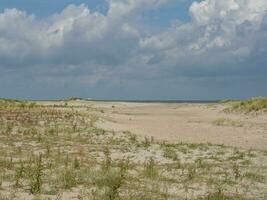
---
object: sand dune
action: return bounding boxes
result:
[95,102,267,150]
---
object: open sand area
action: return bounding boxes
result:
[94,102,267,150]
[1,99,266,199]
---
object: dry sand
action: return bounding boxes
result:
[93,102,267,150]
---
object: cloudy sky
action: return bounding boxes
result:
[0,0,267,100]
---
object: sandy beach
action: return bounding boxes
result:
[1,99,267,199]
[94,102,267,150]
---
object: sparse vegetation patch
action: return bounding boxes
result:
[0,100,266,199]
[213,118,243,127]
[222,97,267,113]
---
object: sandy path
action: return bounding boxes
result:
[95,102,267,150]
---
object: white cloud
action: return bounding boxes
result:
[0,0,267,89]
[107,0,167,18]
[139,0,267,70]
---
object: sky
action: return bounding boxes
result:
[0,0,267,100]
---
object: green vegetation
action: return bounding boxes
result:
[162,146,178,160]
[221,97,267,113]
[143,157,158,179]
[67,97,84,101]
[0,98,33,108]
[0,100,266,199]
[197,192,246,200]
[213,118,243,127]
[219,99,240,104]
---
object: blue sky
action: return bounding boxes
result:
[0,0,193,25]
[0,0,108,16]
[0,0,267,100]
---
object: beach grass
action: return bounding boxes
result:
[0,99,266,199]
[221,97,267,113]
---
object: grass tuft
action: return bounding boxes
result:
[222,97,267,113]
